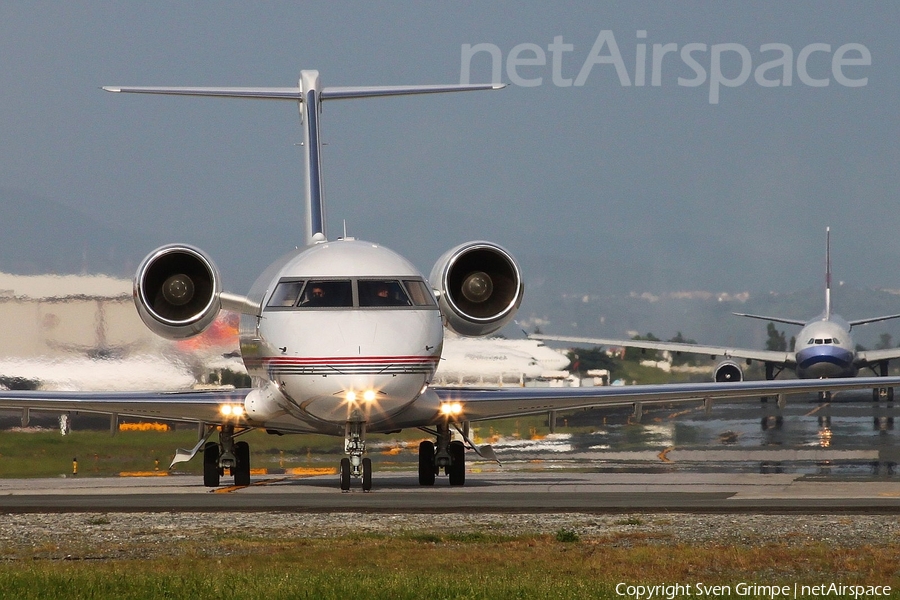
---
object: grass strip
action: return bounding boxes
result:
[1,534,899,599]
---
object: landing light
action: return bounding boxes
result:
[345,390,378,404]
[220,404,244,418]
[440,401,463,416]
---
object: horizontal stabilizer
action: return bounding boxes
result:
[102,86,303,100]
[320,82,505,100]
[103,83,505,102]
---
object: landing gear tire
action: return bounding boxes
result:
[448,440,466,486]
[340,457,351,492]
[203,442,220,487]
[233,441,251,487]
[418,440,435,486]
[362,457,372,492]
[873,387,894,402]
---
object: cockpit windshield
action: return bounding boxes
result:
[266,277,436,310]
[358,280,412,307]
[808,338,839,345]
[298,280,353,308]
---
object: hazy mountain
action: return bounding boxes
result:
[0,188,151,277]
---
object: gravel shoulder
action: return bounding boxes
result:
[1,512,896,560]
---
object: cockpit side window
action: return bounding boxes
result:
[298,280,353,308]
[358,280,412,307]
[403,279,437,307]
[267,280,305,307]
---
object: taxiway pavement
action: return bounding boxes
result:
[1,470,899,513]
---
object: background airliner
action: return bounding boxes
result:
[533,229,900,400]
[1,71,899,492]
[436,335,570,384]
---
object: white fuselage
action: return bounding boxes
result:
[238,239,444,432]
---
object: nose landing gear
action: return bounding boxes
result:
[340,420,372,492]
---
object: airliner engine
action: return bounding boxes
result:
[134,244,222,340]
[430,241,523,337]
[713,360,743,382]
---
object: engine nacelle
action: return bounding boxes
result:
[134,244,222,340]
[430,241,523,337]
[714,360,743,382]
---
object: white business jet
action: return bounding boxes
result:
[1,71,900,491]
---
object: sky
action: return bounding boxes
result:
[2,2,899,307]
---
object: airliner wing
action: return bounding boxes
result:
[433,375,900,422]
[856,348,900,365]
[849,313,900,327]
[731,312,807,326]
[0,389,249,424]
[530,334,792,365]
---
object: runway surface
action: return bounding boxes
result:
[3,391,900,513]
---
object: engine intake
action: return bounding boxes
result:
[134,244,222,340]
[713,360,743,383]
[430,241,523,337]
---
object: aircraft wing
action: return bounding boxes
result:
[432,375,900,422]
[530,334,792,365]
[0,389,249,424]
[856,348,900,365]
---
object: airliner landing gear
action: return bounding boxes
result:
[872,362,894,402]
[417,421,466,486]
[202,425,252,488]
[341,421,372,492]
[760,362,783,402]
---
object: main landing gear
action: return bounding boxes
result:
[871,362,894,402]
[417,420,466,487]
[203,424,252,487]
[760,362,785,402]
[340,420,372,492]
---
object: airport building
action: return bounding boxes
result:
[0,272,155,359]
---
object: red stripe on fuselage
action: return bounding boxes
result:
[248,356,439,365]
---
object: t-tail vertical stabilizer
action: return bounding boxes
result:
[104,72,504,246]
